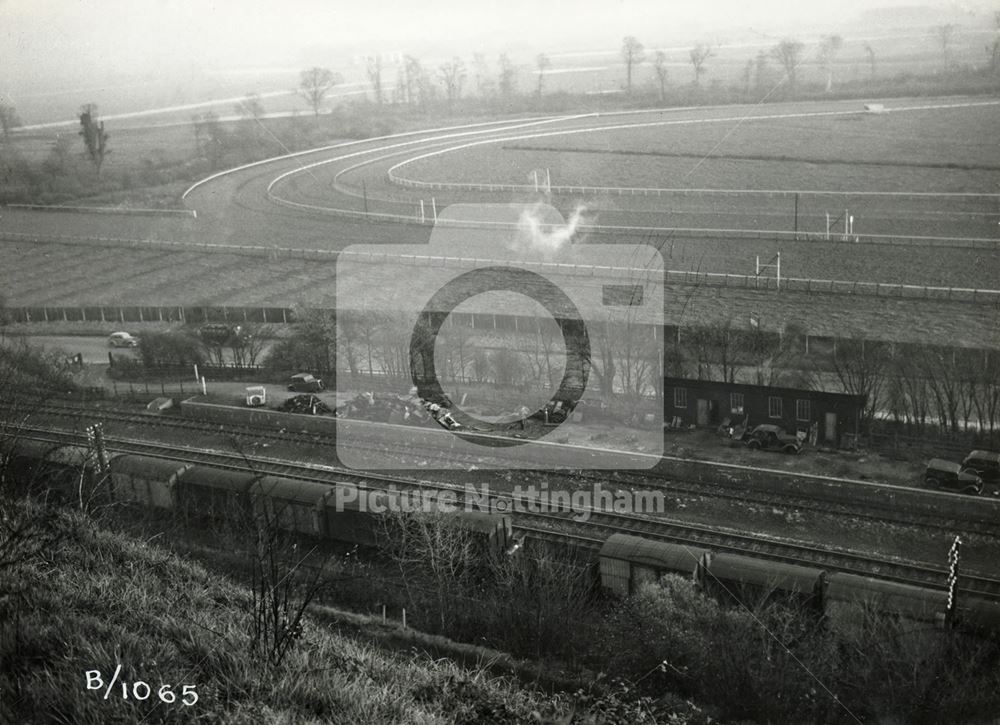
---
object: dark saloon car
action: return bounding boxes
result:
[961,450,1000,485]
[740,424,803,454]
[924,459,984,495]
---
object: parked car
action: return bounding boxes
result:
[924,459,984,495]
[740,423,803,454]
[108,332,139,348]
[287,373,324,392]
[200,323,244,345]
[961,450,1000,485]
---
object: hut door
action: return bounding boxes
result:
[696,399,710,426]
[824,412,837,443]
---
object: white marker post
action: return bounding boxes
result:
[200,376,206,395]
[419,200,425,223]
[193,364,199,382]
[431,197,437,222]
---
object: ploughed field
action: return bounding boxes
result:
[2,240,998,348]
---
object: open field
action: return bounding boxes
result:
[389,102,1000,242]
[395,103,1000,191]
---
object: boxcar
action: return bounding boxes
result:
[3,441,100,502]
[705,553,825,609]
[250,476,331,536]
[599,534,710,596]
[453,510,513,557]
[109,455,191,509]
[825,573,948,624]
[175,466,259,522]
[958,596,1000,634]
[320,482,399,546]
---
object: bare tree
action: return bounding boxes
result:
[933,24,955,69]
[472,53,494,97]
[380,510,481,632]
[234,93,264,120]
[755,50,771,92]
[192,111,228,168]
[397,55,427,107]
[771,39,805,93]
[233,93,265,145]
[78,104,110,175]
[742,59,753,100]
[535,53,552,96]
[366,56,384,104]
[437,57,467,107]
[0,101,21,142]
[687,320,744,383]
[299,67,340,117]
[831,335,890,428]
[621,36,645,94]
[689,44,713,85]
[990,12,1000,74]
[864,43,877,80]
[498,53,518,100]
[817,35,844,92]
[653,50,669,102]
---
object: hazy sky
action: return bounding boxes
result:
[1,0,994,118]
[3,0,991,73]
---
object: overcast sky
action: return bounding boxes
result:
[3,1,991,69]
[2,0,995,114]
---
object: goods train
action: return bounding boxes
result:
[599,533,1000,634]
[0,440,513,555]
[3,439,998,633]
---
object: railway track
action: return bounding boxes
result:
[7,399,999,539]
[8,424,1000,602]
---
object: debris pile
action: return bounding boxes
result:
[278,394,332,415]
[335,391,461,430]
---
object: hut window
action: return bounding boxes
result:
[796,399,811,421]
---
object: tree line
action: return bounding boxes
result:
[259,309,1000,441]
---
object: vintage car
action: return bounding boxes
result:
[961,450,1000,485]
[107,331,139,348]
[287,373,325,392]
[924,459,984,495]
[739,423,804,454]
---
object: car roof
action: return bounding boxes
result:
[927,458,961,472]
[965,450,1000,463]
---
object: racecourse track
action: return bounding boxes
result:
[181,97,1000,290]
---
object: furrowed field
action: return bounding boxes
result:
[2,239,997,347]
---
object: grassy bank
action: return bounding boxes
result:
[0,499,704,724]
